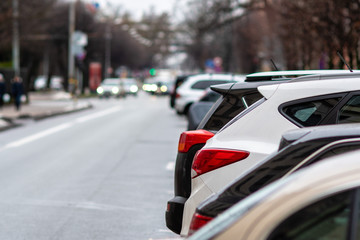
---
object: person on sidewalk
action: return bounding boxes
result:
[0,74,5,109]
[11,76,24,111]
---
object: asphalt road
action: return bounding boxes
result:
[0,92,185,240]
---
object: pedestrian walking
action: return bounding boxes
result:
[0,74,5,109]
[11,76,24,111]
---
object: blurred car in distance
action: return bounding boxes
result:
[189,123,360,234]
[142,78,173,95]
[122,78,139,96]
[188,149,360,240]
[174,73,245,115]
[34,75,64,91]
[181,71,360,236]
[96,78,125,98]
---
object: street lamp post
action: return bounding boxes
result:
[104,22,112,78]
[12,0,20,77]
[68,1,76,92]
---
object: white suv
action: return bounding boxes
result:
[174,74,245,114]
[180,72,360,236]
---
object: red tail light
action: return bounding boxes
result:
[175,93,181,99]
[189,213,214,235]
[192,149,249,178]
[178,130,214,153]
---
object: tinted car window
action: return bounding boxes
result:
[338,95,360,124]
[243,92,262,107]
[268,190,352,240]
[200,91,220,102]
[220,97,265,132]
[203,92,262,131]
[283,97,341,127]
[191,80,232,90]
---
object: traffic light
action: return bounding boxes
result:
[149,68,156,76]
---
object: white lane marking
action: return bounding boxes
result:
[2,199,137,211]
[75,106,122,123]
[166,162,175,171]
[1,106,123,150]
[4,123,73,149]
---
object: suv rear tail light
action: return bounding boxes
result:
[192,149,249,178]
[175,93,181,99]
[189,213,214,235]
[178,130,214,153]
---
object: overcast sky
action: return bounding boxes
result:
[96,0,179,20]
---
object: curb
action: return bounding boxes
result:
[0,118,21,132]
[33,103,93,121]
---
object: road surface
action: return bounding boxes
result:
[0,92,185,240]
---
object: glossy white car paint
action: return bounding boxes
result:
[174,74,245,114]
[180,75,360,236]
[189,150,360,240]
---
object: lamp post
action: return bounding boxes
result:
[68,1,76,92]
[12,0,20,77]
[104,21,112,78]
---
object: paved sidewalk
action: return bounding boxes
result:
[0,91,92,131]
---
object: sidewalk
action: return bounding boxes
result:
[0,91,92,131]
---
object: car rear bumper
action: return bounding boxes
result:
[166,196,187,234]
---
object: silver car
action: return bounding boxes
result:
[189,149,360,240]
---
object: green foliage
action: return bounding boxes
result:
[0,61,12,68]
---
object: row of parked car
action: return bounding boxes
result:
[166,70,360,239]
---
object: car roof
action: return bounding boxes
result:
[210,80,290,96]
[190,149,360,240]
[245,69,359,82]
[257,72,360,99]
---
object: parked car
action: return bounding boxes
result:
[170,75,193,109]
[34,75,64,91]
[166,78,291,235]
[122,78,138,96]
[181,71,360,236]
[188,149,360,240]
[96,78,126,98]
[174,74,245,115]
[187,88,221,131]
[189,123,360,234]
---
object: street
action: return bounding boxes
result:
[0,93,184,240]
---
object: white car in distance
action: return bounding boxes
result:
[174,74,245,115]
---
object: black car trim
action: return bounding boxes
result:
[283,138,360,177]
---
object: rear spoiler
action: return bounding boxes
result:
[210,80,289,97]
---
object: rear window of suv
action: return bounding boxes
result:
[203,92,262,131]
[219,97,266,132]
[191,80,233,90]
